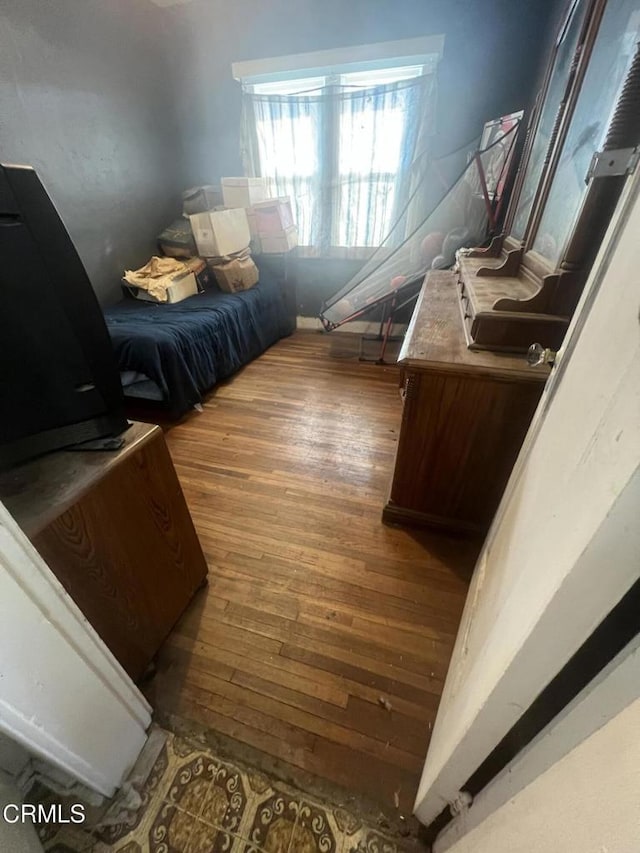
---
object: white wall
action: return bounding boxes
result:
[415,169,640,822]
[0,502,151,797]
[439,688,640,853]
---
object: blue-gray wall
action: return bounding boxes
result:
[167,0,562,182]
[0,0,186,305]
[166,0,563,314]
[0,0,564,313]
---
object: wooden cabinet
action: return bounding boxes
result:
[0,422,207,680]
[383,272,549,534]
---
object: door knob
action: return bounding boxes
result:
[527,342,557,367]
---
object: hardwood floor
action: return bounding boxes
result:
[145,331,478,815]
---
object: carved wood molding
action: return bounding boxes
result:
[476,248,523,278]
[493,274,558,313]
[464,234,505,259]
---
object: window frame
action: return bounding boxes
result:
[235,38,443,256]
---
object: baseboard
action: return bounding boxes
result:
[382,500,485,536]
[297,316,407,336]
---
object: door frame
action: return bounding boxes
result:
[0,500,151,797]
[414,163,640,827]
[435,622,640,851]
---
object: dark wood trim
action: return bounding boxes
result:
[382,500,485,536]
[464,233,505,258]
[503,235,524,254]
[502,18,558,238]
[521,248,555,280]
[524,0,608,251]
[476,247,523,278]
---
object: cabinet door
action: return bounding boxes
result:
[390,370,542,532]
[33,432,207,679]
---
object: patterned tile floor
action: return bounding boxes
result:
[38,730,423,853]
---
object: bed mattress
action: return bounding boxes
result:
[104,265,289,416]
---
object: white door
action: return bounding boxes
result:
[0,501,151,797]
[414,167,640,827]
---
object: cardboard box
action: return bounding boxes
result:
[182,256,215,291]
[182,185,221,216]
[253,196,295,235]
[157,217,197,258]
[221,177,267,208]
[125,271,198,304]
[245,210,262,254]
[259,225,298,254]
[189,208,250,257]
[207,251,259,293]
[246,209,258,237]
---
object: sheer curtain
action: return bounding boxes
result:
[241,74,436,257]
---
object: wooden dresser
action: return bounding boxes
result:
[0,422,207,680]
[383,271,549,534]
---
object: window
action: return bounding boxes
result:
[237,40,441,254]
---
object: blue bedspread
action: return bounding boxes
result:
[104,265,290,416]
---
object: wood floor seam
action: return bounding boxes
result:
[146,331,477,814]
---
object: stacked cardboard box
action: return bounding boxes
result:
[123,256,207,303]
[205,248,259,293]
[151,178,298,300]
[220,178,299,255]
[189,208,251,257]
[188,206,259,293]
[252,197,298,253]
[157,217,198,258]
[221,177,267,208]
[182,185,222,215]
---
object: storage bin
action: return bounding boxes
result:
[221,177,267,209]
[189,208,250,258]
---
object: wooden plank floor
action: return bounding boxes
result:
[145,331,478,814]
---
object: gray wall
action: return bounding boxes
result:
[0,0,564,313]
[0,0,186,305]
[165,0,562,314]
[167,0,561,183]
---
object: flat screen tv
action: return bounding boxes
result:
[0,163,128,470]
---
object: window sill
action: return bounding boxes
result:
[294,246,377,261]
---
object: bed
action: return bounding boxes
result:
[104,263,293,416]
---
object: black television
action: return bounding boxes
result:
[0,163,129,469]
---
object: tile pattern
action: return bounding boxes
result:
[39,730,421,853]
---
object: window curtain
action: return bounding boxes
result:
[240,75,437,257]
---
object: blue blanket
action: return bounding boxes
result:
[104,266,290,416]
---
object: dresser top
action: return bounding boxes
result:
[398,271,550,382]
[0,421,160,538]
